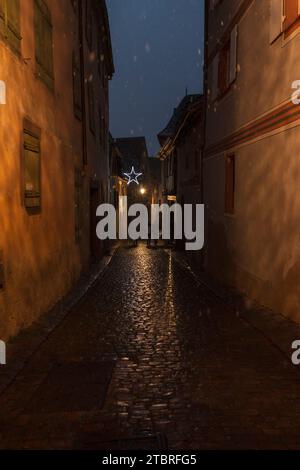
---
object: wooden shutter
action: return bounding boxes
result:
[34,0,54,89]
[270,0,283,43]
[218,41,230,93]
[0,0,21,53]
[24,131,41,209]
[229,25,238,84]
[8,0,20,36]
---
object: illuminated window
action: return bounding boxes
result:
[0,0,21,54]
[23,125,41,211]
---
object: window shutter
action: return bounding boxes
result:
[229,25,238,84]
[8,0,20,36]
[211,54,219,101]
[270,0,282,44]
[34,0,54,89]
[0,0,21,53]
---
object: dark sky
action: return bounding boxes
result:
[107,0,204,156]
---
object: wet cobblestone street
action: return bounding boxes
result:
[1,245,300,449]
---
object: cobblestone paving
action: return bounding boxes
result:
[0,245,300,449]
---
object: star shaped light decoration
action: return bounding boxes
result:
[124,167,143,186]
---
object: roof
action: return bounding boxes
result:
[115,137,149,172]
[156,94,204,160]
[157,94,202,145]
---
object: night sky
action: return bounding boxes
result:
[107,0,204,156]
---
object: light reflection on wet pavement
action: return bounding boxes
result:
[0,245,300,449]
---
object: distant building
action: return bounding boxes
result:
[115,137,149,203]
[109,134,127,235]
[0,0,114,339]
[115,137,149,175]
[157,94,203,206]
[147,158,162,205]
[203,0,300,322]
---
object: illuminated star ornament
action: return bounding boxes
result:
[124,167,143,186]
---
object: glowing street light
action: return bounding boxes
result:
[140,187,146,195]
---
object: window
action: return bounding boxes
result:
[225,155,235,214]
[74,169,82,243]
[88,81,95,134]
[0,0,21,54]
[283,0,300,32]
[23,125,41,210]
[73,51,82,120]
[34,0,54,89]
[270,0,300,43]
[211,25,237,100]
[218,40,230,95]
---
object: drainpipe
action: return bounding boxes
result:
[78,0,87,169]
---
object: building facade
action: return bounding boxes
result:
[157,94,203,207]
[109,133,127,236]
[0,0,114,339]
[204,0,300,322]
[147,157,162,205]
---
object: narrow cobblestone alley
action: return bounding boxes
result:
[0,245,300,450]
